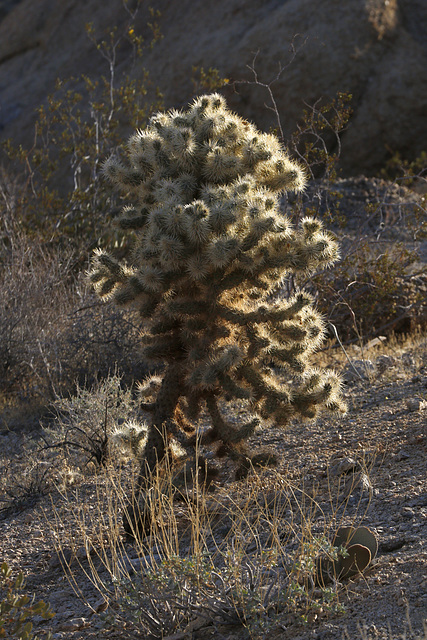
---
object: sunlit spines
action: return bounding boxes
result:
[102,155,142,191]
[203,146,241,183]
[182,200,211,246]
[255,153,307,193]
[240,133,281,172]
[88,249,136,300]
[206,236,240,269]
[207,199,237,234]
[91,93,345,503]
[117,205,150,231]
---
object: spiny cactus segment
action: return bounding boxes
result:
[316,526,378,584]
[89,93,346,536]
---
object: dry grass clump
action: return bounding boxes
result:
[48,444,378,639]
[41,372,142,469]
[0,225,145,407]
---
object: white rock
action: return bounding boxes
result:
[57,617,89,632]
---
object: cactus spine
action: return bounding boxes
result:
[89,93,346,535]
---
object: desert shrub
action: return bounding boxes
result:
[239,56,426,340]
[288,103,427,341]
[1,2,162,256]
[0,3,164,405]
[0,227,145,401]
[314,239,425,340]
[41,372,142,470]
[284,94,426,340]
[0,459,51,520]
[289,91,353,182]
[55,461,357,639]
[0,562,54,639]
[295,174,427,340]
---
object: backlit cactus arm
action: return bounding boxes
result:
[205,395,259,445]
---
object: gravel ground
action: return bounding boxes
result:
[0,334,426,640]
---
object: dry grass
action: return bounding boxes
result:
[46,440,379,639]
[0,331,425,639]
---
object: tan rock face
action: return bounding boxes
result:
[0,0,426,175]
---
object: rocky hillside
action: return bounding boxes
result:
[0,0,427,175]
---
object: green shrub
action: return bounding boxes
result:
[0,562,54,640]
[1,3,163,255]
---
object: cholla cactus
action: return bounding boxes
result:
[89,93,346,534]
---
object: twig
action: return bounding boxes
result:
[232,36,307,145]
[328,322,365,381]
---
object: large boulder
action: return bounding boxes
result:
[0,0,426,175]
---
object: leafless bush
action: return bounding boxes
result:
[234,54,427,342]
[0,219,146,401]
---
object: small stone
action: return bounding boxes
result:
[381,410,394,421]
[406,397,421,411]
[343,471,373,498]
[331,457,357,476]
[401,353,414,367]
[57,617,89,632]
[76,545,88,559]
[365,336,386,350]
[376,354,396,374]
[395,450,410,461]
[92,597,109,614]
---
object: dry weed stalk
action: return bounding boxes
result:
[48,449,377,638]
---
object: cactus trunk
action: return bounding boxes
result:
[124,363,185,536]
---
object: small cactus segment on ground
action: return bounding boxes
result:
[89,93,346,534]
[316,526,378,585]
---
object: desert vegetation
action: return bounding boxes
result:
[0,3,426,640]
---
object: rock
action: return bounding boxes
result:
[330,456,358,476]
[56,617,89,632]
[405,397,421,411]
[376,355,396,374]
[1,0,427,175]
[92,597,109,614]
[401,353,415,368]
[343,359,375,382]
[365,337,387,350]
[381,410,395,421]
[343,470,373,499]
[394,449,410,461]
